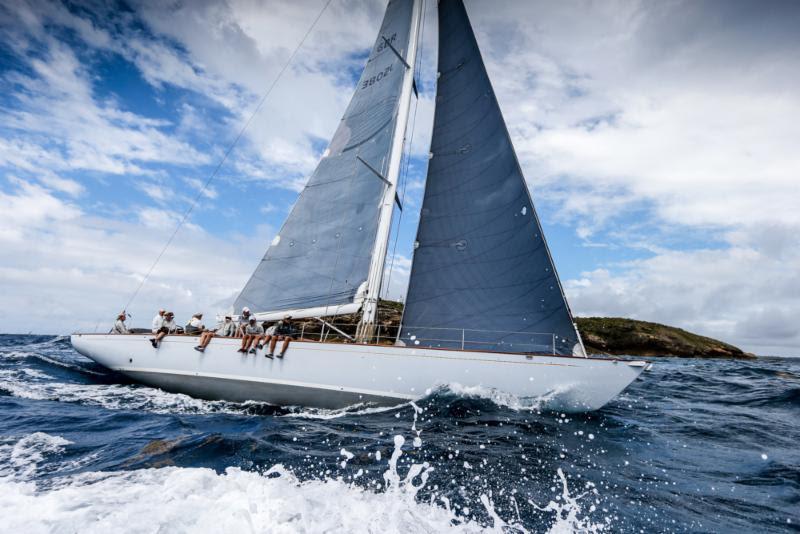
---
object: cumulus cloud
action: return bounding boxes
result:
[1,40,208,176]
[0,179,262,333]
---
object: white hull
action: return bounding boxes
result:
[70,334,647,412]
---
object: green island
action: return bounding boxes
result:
[293,300,752,358]
[574,317,754,358]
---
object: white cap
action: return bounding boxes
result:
[242,307,250,313]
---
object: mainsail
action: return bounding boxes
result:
[399,0,585,356]
[235,0,420,320]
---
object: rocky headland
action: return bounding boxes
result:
[574,317,754,358]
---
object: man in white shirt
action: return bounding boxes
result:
[184,313,205,335]
[150,311,176,348]
[220,316,237,337]
[236,307,251,338]
[151,309,165,334]
[112,312,129,334]
[237,317,263,354]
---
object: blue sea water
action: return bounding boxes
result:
[0,334,798,533]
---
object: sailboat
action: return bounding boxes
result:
[71,0,647,412]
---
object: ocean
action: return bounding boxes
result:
[0,334,797,533]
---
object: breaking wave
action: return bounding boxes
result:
[0,431,603,533]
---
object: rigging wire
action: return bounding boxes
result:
[120,0,333,315]
[384,0,426,300]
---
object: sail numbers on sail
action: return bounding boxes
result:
[361,64,394,90]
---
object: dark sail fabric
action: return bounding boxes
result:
[235,0,414,314]
[399,0,582,355]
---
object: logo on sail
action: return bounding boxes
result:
[376,32,397,53]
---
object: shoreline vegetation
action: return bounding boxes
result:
[574,317,754,359]
[299,300,754,359]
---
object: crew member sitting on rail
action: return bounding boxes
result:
[151,309,165,334]
[194,315,237,353]
[267,315,295,359]
[112,312,129,334]
[236,307,252,338]
[184,313,205,335]
[238,317,263,354]
[150,311,176,348]
[255,322,277,359]
[220,315,237,337]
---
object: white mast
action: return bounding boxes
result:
[356,0,423,343]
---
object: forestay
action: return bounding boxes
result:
[235,0,416,316]
[399,0,584,356]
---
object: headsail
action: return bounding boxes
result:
[399,0,585,356]
[235,0,420,319]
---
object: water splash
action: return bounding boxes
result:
[0,421,603,534]
[532,469,608,533]
[431,382,573,412]
[0,432,72,480]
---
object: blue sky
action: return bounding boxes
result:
[1,0,799,356]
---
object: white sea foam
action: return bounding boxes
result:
[0,432,72,480]
[282,402,406,420]
[0,432,604,534]
[0,465,492,534]
[0,336,69,354]
[433,382,572,412]
[0,432,492,533]
[0,374,576,418]
[0,347,104,375]
[0,365,409,418]
[0,370,254,415]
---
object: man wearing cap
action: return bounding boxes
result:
[150,311,176,348]
[151,309,165,334]
[237,316,263,354]
[194,315,236,353]
[220,315,237,337]
[112,312,129,334]
[236,307,251,338]
[267,315,295,359]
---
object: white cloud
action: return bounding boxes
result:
[183,177,218,200]
[0,180,263,334]
[0,178,81,241]
[382,252,412,302]
[2,39,209,176]
[130,0,390,182]
[37,174,84,197]
[565,236,800,356]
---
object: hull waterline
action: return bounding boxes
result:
[70,334,647,412]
